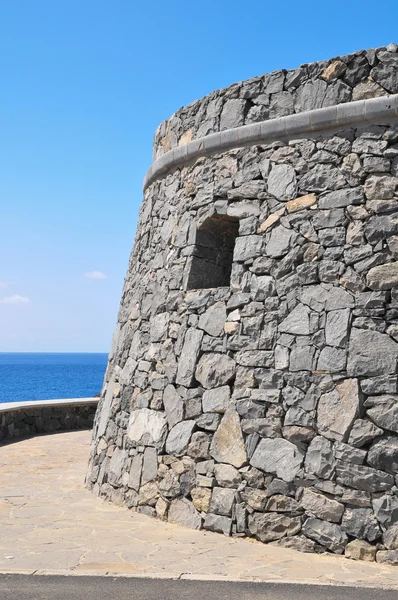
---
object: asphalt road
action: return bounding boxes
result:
[0,575,397,600]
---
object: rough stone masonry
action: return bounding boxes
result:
[87,44,398,565]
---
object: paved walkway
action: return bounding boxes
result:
[1,431,398,589]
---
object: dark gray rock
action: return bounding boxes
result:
[265,494,302,513]
[341,507,381,542]
[383,523,398,550]
[367,262,398,290]
[305,436,335,479]
[360,375,398,395]
[233,235,263,261]
[220,99,248,130]
[176,328,204,387]
[340,489,372,507]
[195,353,236,389]
[373,495,398,529]
[366,396,398,434]
[163,385,184,428]
[268,164,297,201]
[289,345,317,371]
[266,225,297,258]
[202,386,230,413]
[348,419,384,448]
[336,461,394,492]
[165,420,196,456]
[203,513,232,535]
[198,302,227,337]
[187,431,211,459]
[128,454,143,492]
[168,498,202,529]
[334,442,366,465]
[150,312,170,342]
[214,463,241,488]
[141,447,158,485]
[227,181,266,200]
[209,486,236,516]
[300,489,344,523]
[325,309,350,347]
[318,187,364,209]
[128,408,168,448]
[368,436,398,473]
[195,413,221,431]
[371,62,398,93]
[302,518,348,553]
[250,437,304,482]
[248,512,302,542]
[347,329,398,377]
[240,487,269,511]
[279,303,316,335]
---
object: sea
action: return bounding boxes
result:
[0,353,108,404]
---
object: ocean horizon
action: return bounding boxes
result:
[0,352,108,404]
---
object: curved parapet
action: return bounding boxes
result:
[87,44,398,563]
[0,398,98,440]
[152,43,398,160]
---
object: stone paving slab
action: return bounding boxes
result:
[1,430,398,589]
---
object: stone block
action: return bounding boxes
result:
[301,489,344,523]
[248,512,302,543]
[345,540,376,561]
[165,420,196,456]
[176,328,203,387]
[202,386,230,413]
[250,437,304,482]
[168,498,202,529]
[203,513,232,535]
[195,353,236,389]
[210,407,247,468]
[209,486,236,516]
[302,518,348,553]
[347,329,398,377]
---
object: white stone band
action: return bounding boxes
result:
[143,95,398,191]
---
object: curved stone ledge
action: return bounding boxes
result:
[0,398,98,441]
[144,95,398,190]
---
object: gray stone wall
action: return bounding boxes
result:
[153,43,398,159]
[87,45,398,565]
[0,403,96,441]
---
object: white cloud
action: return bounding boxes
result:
[84,271,108,280]
[0,280,13,289]
[0,294,30,305]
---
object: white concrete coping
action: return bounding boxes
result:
[0,397,99,414]
[143,94,398,190]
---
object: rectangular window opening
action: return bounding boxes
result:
[186,215,239,290]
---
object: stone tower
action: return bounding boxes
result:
[87,44,398,561]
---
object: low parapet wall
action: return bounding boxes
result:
[0,398,98,441]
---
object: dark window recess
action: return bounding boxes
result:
[186,215,239,290]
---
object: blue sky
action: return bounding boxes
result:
[0,0,397,352]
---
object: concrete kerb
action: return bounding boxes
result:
[142,94,398,190]
[0,569,398,590]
